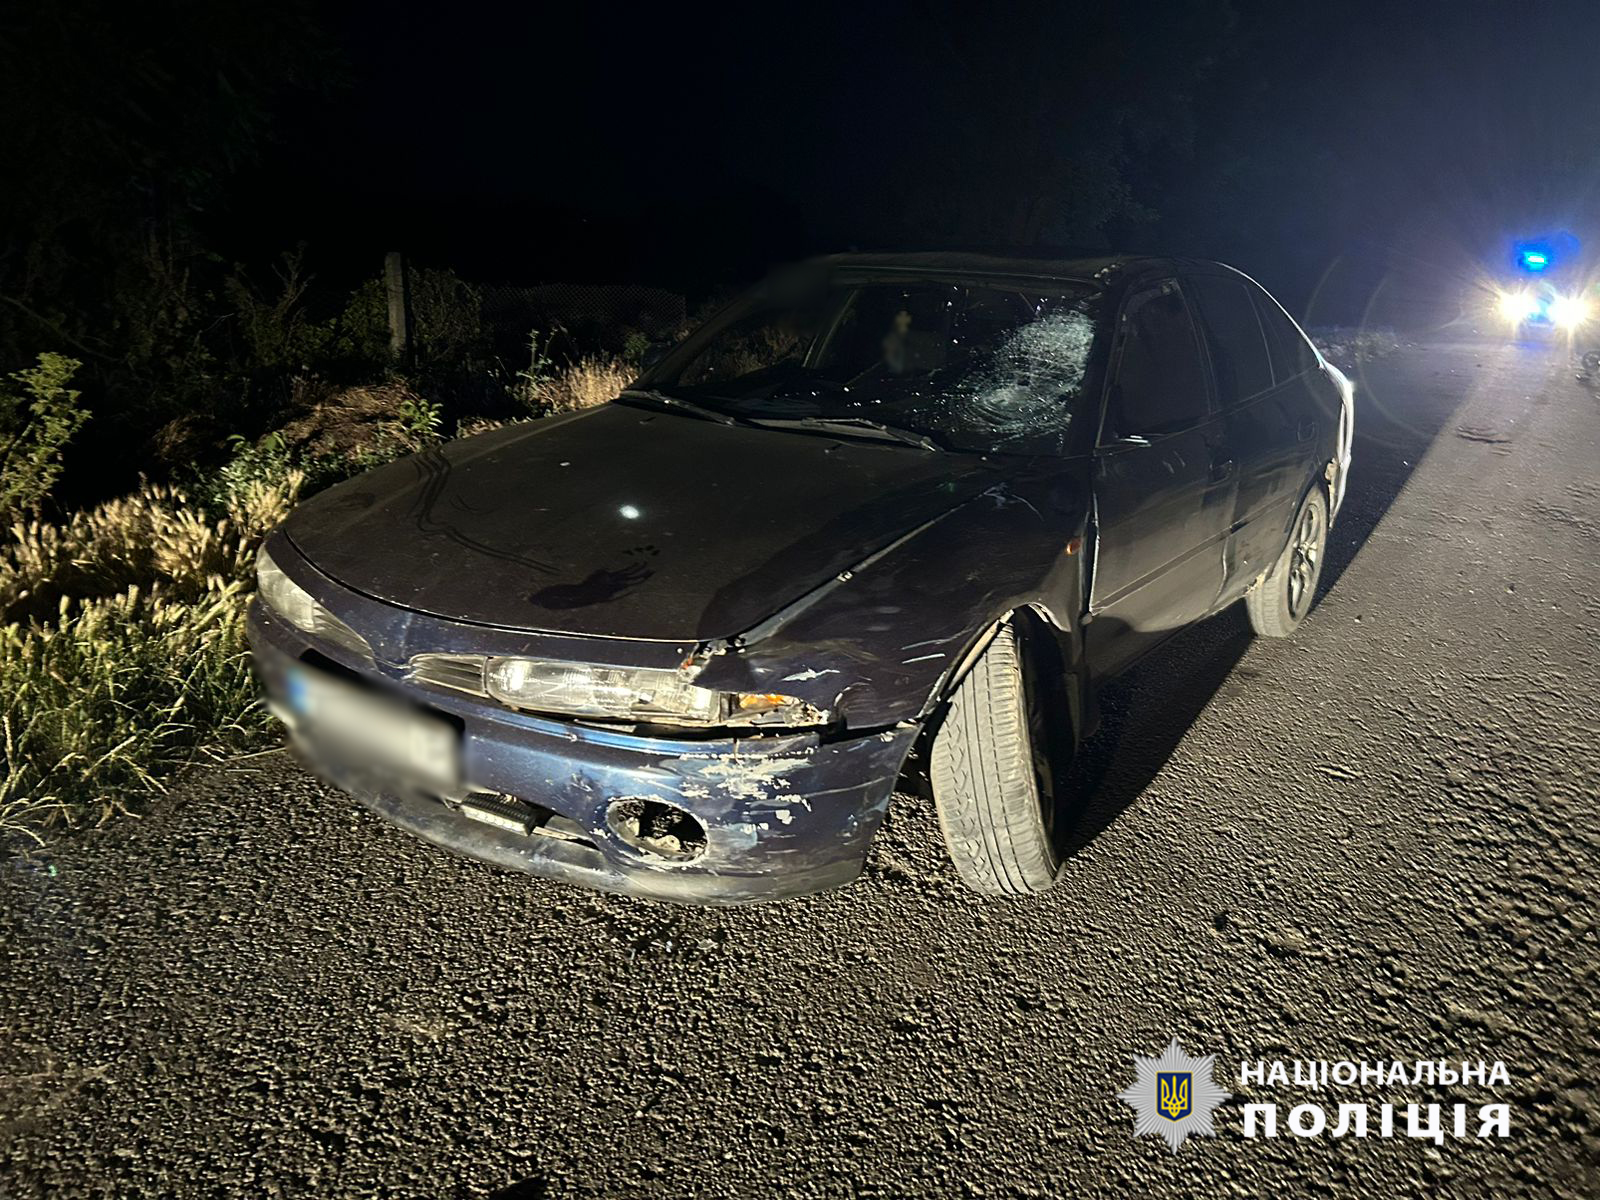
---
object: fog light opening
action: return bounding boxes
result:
[605,797,708,862]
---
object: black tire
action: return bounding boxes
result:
[1246,486,1329,637]
[929,620,1061,896]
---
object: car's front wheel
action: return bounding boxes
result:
[1246,486,1329,637]
[930,619,1062,896]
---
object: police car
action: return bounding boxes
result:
[1494,243,1593,333]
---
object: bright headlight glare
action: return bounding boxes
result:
[1497,290,1537,321]
[484,657,822,727]
[256,545,322,633]
[1551,295,1591,329]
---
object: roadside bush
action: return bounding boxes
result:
[274,380,445,474]
[0,354,89,521]
[213,251,403,436]
[202,432,302,514]
[622,329,653,363]
[510,330,559,411]
[324,278,391,367]
[223,248,324,374]
[410,267,488,369]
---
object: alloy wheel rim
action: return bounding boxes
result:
[1286,505,1322,617]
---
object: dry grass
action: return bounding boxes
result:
[277,381,438,464]
[0,469,301,842]
[0,474,298,625]
[532,357,635,413]
[455,415,515,439]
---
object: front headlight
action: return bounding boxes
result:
[255,545,371,658]
[1497,290,1538,322]
[257,544,321,631]
[1551,295,1591,329]
[484,656,826,728]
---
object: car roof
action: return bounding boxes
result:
[811,251,1233,288]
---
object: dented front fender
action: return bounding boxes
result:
[693,461,1093,728]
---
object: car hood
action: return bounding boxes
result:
[285,403,1004,641]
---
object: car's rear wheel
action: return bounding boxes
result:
[930,619,1062,896]
[1246,486,1328,637]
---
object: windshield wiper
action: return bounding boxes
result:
[749,415,946,452]
[616,389,756,427]
[620,392,946,450]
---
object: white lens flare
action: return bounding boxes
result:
[1497,290,1537,322]
[1550,295,1591,329]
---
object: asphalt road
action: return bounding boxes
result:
[4,330,1598,1199]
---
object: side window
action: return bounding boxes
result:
[1104,282,1212,440]
[1187,275,1274,405]
[1251,287,1320,382]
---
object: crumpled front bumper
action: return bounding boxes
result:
[248,602,919,904]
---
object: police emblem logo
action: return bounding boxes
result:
[1118,1038,1231,1153]
[1157,1072,1192,1120]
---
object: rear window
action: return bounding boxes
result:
[1187,275,1273,405]
[1251,287,1320,382]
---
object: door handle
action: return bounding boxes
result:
[1297,419,1318,442]
[1209,457,1234,482]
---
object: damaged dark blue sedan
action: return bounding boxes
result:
[249,253,1353,903]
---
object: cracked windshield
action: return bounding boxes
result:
[644,279,1101,452]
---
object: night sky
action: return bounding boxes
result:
[224,0,1600,320]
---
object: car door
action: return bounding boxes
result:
[1239,282,1330,577]
[1086,279,1235,679]
[1185,272,1284,598]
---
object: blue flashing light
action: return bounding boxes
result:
[1512,232,1577,275]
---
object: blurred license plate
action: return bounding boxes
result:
[284,664,460,792]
